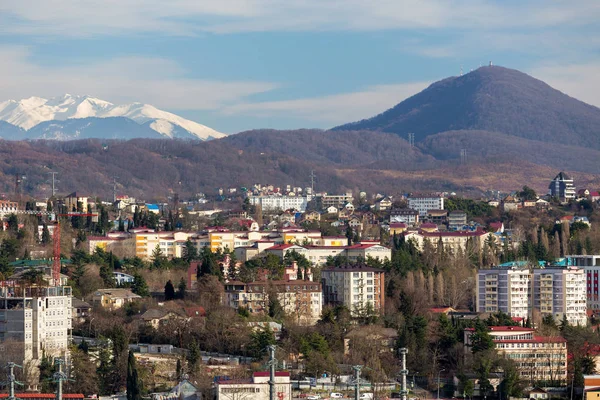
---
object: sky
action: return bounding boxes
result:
[0,1,599,134]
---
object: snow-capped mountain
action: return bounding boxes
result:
[0,94,225,140]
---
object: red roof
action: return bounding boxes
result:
[465,326,533,332]
[420,223,437,228]
[495,336,567,344]
[184,306,206,318]
[0,395,83,399]
[253,371,291,377]
[419,230,487,237]
[389,223,407,228]
[266,244,298,250]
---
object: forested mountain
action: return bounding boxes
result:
[2,132,600,201]
[333,66,600,149]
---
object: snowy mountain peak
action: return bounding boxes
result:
[0,94,225,140]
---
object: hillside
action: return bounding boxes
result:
[333,66,600,149]
[0,133,599,201]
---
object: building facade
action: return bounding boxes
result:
[0,285,72,389]
[567,255,600,311]
[321,264,385,316]
[448,210,468,230]
[248,195,312,212]
[408,196,444,216]
[215,372,292,400]
[548,172,576,202]
[464,326,567,384]
[476,262,587,325]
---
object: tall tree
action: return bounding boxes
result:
[164,280,175,301]
[126,351,142,400]
[177,278,186,300]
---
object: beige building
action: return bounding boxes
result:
[404,229,495,253]
[464,326,567,384]
[321,264,385,316]
[91,288,141,309]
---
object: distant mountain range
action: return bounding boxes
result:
[2,66,600,198]
[0,94,225,141]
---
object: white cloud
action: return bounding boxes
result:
[221,82,429,125]
[0,46,277,110]
[0,1,598,36]
[531,62,600,108]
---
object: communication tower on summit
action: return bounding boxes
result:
[408,132,415,147]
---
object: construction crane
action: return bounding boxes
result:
[9,210,98,285]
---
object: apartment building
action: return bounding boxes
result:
[0,285,72,389]
[248,194,312,212]
[567,255,600,311]
[321,264,385,316]
[318,193,354,209]
[223,275,322,325]
[389,208,419,225]
[464,326,567,384]
[476,262,587,325]
[265,243,391,266]
[404,229,495,253]
[548,171,576,202]
[448,210,468,230]
[408,195,444,216]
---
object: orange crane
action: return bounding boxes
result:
[10,210,98,285]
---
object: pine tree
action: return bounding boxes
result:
[41,224,51,245]
[132,273,150,297]
[164,280,175,301]
[126,350,142,400]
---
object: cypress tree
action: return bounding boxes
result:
[126,350,141,400]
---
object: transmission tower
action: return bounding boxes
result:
[407,133,415,148]
[52,358,72,400]
[49,172,58,197]
[266,345,277,400]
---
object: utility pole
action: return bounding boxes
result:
[268,345,276,400]
[53,358,69,400]
[353,365,363,400]
[113,176,118,203]
[399,348,408,400]
[49,172,58,197]
[6,362,23,400]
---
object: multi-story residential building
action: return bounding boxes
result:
[248,194,312,212]
[318,193,354,209]
[321,264,385,316]
[223,270,322,325]
[91,288,141,310]
[64,192,89,212]
[476,262,587,325]
[0,200,18,219]
[404,229,495,253]
[408,195,444,216]
[426,209,448,224]
[215,371,291,400]
[566,255,600,311]
[464,326,567,384]
[0,284,72,389]
[548,171,576,202]
[265,243,391,266]
[390,208,419,225]
[448,210,468,230]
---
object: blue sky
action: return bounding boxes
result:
[0,1,599,134]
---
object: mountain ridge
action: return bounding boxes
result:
[333,66,600,149]
[0,94,225,141]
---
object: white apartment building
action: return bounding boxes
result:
[477,262,587,325]
[567,255,600,311]
[248,194,312,212]
[408,195,444,216]
[321,264,385,316]
[265,243,392,266]
[318,193,354,209]
[0,285,72,389]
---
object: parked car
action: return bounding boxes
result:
[360,394,373,400]
[307,396,320,400]
[330,394,343,399]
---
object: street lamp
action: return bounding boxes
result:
[437,369,446,400]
